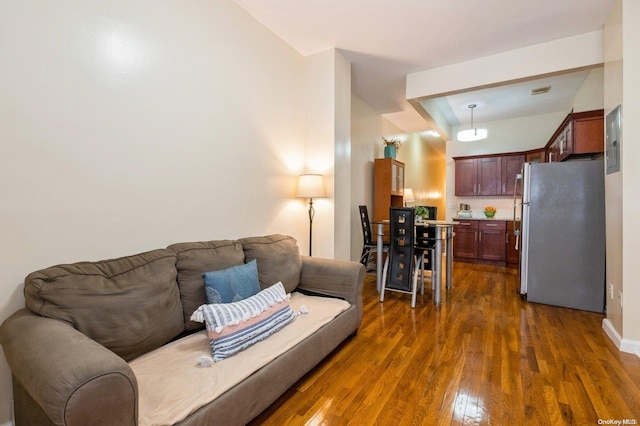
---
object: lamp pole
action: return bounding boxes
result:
[296,173,325,257]
[307,197,315,256]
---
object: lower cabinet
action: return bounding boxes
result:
[452,220,478,258]
[453,219,507,265]
[478,221,506,261]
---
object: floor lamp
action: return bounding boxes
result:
[297,174,326,256]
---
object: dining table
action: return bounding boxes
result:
[374,219,458,304]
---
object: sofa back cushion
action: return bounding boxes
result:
[167,240,245,331]
[239,234,301,293]
[23,249,183,361]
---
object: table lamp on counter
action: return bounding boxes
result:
[403,188,415,207]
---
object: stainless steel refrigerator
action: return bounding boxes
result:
[517,159,605,313]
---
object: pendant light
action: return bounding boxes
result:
[457,104,487,142]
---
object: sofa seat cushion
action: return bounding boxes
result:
[23,249,183,361]
[129,292,350,426]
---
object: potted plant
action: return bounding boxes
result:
[414,206,430,221]
[382,137,401,159]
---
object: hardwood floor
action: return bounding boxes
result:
[250,262,640,425]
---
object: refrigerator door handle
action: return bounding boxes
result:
[513,170,523,240]
[519,162,532,296]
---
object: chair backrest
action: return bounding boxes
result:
[419,205,437,220]
[358,205,374,245]
[386,207,415,292]
[416,205,438,245]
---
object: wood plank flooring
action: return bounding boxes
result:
[250,262,640,425]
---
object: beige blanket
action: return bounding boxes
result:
[129,292,350,426]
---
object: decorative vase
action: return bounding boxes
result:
[384,145,396,159]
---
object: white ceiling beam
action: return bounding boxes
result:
[406,30,604,102]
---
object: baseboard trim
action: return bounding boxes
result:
[603,318,640,357]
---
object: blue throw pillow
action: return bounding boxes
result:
[202,260,261,304]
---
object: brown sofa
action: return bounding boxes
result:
[0,234,365,426]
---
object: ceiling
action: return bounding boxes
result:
[231,0,615,142]
[425,69,593,126]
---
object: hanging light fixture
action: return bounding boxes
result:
[457,104,487,142]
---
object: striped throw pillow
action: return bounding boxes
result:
[191,282,296,362]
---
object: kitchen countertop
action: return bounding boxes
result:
[454,216,520,221]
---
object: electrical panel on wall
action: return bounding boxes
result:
[606,105,621,174]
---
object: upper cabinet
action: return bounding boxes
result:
[453,158,478,196]
[547,109,604,162]
[501,154,525,196]
[478,157,502,196]
[373,158,405,222]
[526,148,546,163]
[454,156,501,196]
[454,154,524,197]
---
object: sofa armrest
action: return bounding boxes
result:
[0,309,138,426]
[298,256,365,322]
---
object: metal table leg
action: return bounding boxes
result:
[434,230,443,304]
[446,226,453,290]
[376,222,384,293]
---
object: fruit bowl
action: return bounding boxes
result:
[484,211,496,218]
[484,206,496,218]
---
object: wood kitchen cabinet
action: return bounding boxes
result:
[453,220,478,259]
[453,219,506,264]
[478,220,506,261]
[526,149,546,163]
[454,156,501,196]
[546,109,604,162]
[500,154,525,196]
[454,154,522,197]
[454,159,477,197]
[373,158,405,222]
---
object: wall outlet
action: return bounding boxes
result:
[609,282,614,299]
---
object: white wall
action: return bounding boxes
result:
[0,0,337,422]
[350,96,380,261]
[572,67,605,112]
[603,0,640,355]
[621,0,640,346]
[396,134,446,219]
[349,98,406,262]
[604,0,624,342]
[333,52,352,261]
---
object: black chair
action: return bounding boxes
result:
[380,207,422,308]
[358,205,388,270]
[415,206,438,291]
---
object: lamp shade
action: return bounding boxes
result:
[403,188,415,202]
[297,174,326,198]
[457,128,488,142]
